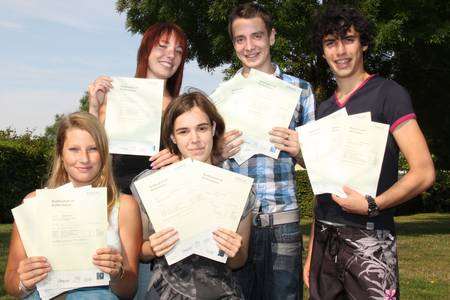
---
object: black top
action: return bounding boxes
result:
[314,75,416,231]
[113,117,165,194]
[112,154,150,195]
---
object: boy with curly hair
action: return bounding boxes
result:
[304,5,435,299]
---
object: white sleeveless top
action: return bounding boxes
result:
[107,201,121,252]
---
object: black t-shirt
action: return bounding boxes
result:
[113,118,165,195]
[315,75,416,231]
[112,154,150,195]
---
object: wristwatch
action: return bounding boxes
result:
[365,195,380,217]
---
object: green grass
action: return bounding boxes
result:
[0,224,12,300]
[299,213,450,299]
[394,214,449,299]
[1,214,449,299]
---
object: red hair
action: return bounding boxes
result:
[135,23,188,97]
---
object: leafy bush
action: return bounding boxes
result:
[397,154,449,214]
[295,170,314,218]
[1,126,447,223]
[0,129,52,223]
[297,158,450,217]
[421,170,450,212]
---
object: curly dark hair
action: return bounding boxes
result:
[312,5,373,57]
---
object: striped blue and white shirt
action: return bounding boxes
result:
[222,64,315,213]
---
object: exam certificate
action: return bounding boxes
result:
[335,118,389,197]
[105,77,164,156]
[12,186,109,298]
[133,159,253,264]
[134,159,204,263]
[211,69,301,164]
[37,187,108,271]
[297,110,389,198]
[190,160,254,262]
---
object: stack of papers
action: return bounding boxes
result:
[132,158,254,265]
[210,69,301,164]
[12,183,109,300]
[297,108,389,198]
[105,77,164,156]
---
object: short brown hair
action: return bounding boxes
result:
[162,91,225,161]
[228,2,273,40]
[135,22,188,97]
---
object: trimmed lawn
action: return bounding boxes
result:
[394,214,449,298]
[0,213,449,299]
[0,224,12,300]
[300,213,450,299]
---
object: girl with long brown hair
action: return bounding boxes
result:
[133,92,254,299]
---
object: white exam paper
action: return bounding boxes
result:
[211,69,301,164]
[297,110,389,197]
[105,77,164,156]
[133,159,253,264]
[36,188,107,270]
[12,185,109,298]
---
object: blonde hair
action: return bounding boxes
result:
[47,112,118,214]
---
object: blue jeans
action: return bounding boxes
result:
[233,222,302,300]
[27,286,119,299]
[134,262,160,300]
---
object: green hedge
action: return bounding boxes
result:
[296,168,450,218]
[422,170,450,212]
[295,170,314,218]
[397,169,450,215]
[0,128,447,223]
[396,154,450,215]
[0,133,52,223]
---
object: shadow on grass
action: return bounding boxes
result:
[300,214,450,237]
[395,217,450,236]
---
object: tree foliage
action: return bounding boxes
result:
[358,0,450,170]
[117,0,450,168]
[44,92,89,144]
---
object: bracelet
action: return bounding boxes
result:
[110,265,125,282]
[18,280,35,297]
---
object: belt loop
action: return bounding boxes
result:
[366,222,375,231]
[252,213,260,227]
[260,214,269,227]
